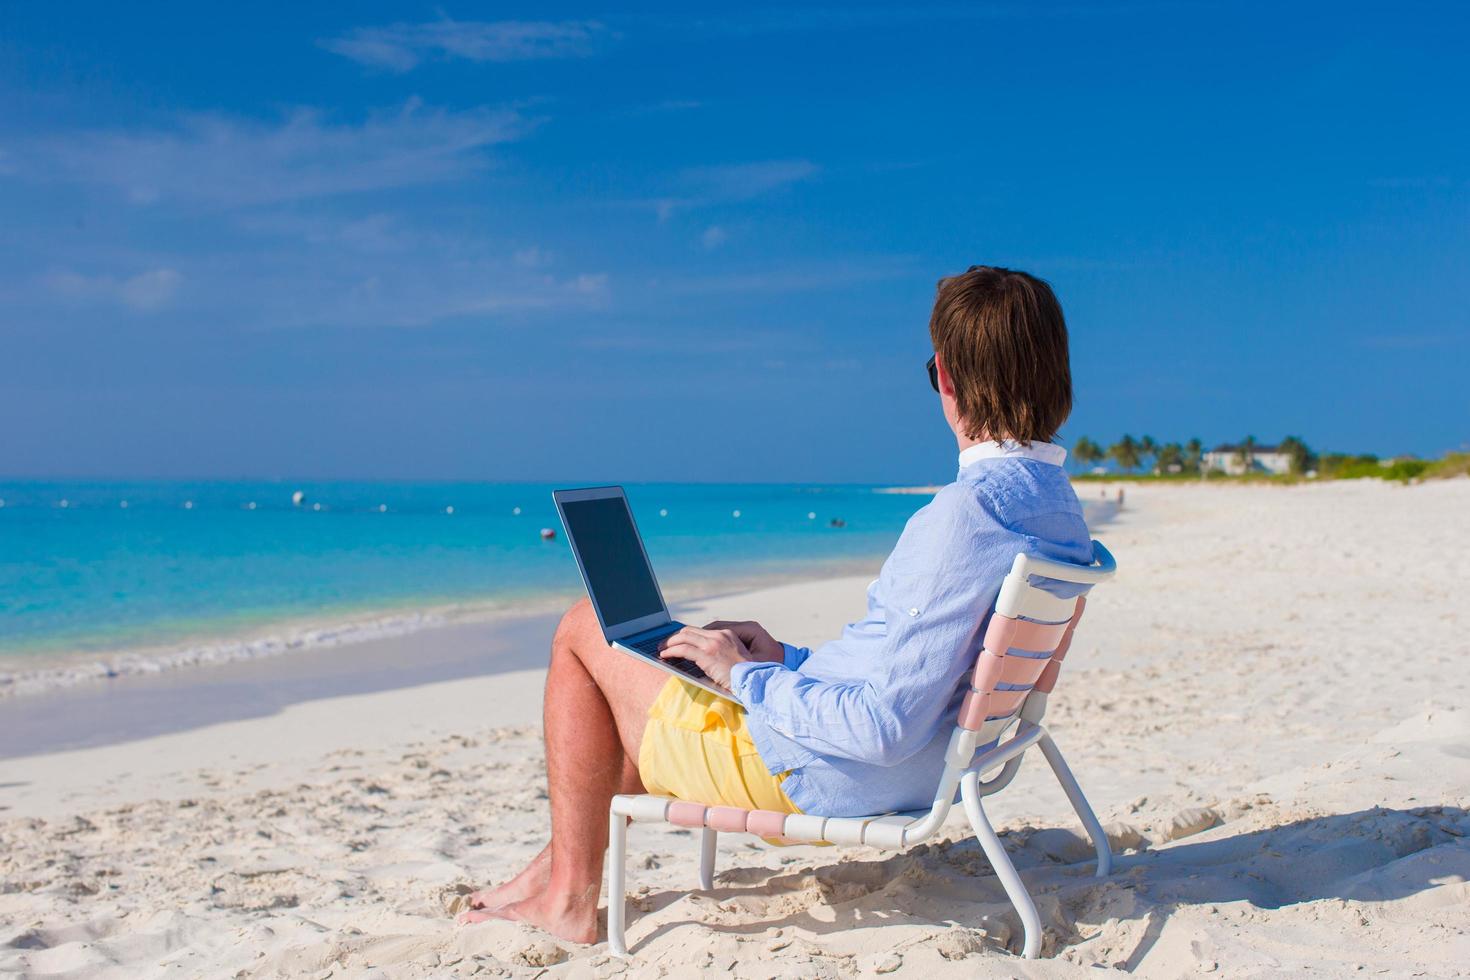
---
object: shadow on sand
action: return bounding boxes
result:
[626,804,1470,961]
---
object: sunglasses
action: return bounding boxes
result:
[926,354,939,393]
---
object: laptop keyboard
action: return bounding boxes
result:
[623,628,710,680]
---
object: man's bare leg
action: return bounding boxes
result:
[460,599,667,941]
[467,750,641,911]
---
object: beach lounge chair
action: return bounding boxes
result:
[606,540,1117,959]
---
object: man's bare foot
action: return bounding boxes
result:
[457,888,599,945]
[467,847,551,911]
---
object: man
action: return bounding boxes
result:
[460,266,1093,944]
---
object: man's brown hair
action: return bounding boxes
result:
[928,265,1072,443]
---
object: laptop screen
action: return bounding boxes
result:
[559,495,664,627]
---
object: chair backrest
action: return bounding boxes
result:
[957,540,1117,744]
[900,540,1116,843]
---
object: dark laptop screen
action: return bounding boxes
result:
[561,495,663,627]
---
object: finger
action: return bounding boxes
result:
[656,629,699,651]
[704,620,757,641]
[668,628,717,650]
[659,640,708,662]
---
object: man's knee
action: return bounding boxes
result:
[553,597,598,652]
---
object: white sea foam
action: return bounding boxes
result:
[0,557,885,701]
[0,606,513,700]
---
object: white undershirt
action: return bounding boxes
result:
[957,439,1068,469]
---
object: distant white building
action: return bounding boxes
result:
[1203,443,1294,476]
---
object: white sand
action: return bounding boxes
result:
[2,479,1468,978]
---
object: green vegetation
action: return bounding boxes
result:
[1069,436,1467,485]
[1425,452,1470,479]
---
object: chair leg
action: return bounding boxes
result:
[1036,733,1112,878]
[698,827,718,891]
[606,809,629,956]
[961,769,1042,959]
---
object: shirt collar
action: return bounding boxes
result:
[958,439,1068,470]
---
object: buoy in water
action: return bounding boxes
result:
[59,499,70,509]
[120,500,129,509]
[184,501,194,510]
[807,511,816,519]
[732,509,741,518]
[379,504,388,513]
[540,527,556,540]
[659,508,668,517]
[312,502,321,512]
[445,505,455,515]
[513,506,522,515]
[247,502,256,510]
[292,490,305,507]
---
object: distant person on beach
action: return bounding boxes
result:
[460,266,1093,943]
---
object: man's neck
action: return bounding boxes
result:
[954,431,990,454]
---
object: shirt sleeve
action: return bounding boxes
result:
[780,642,810,671]
[728,486,1005,768]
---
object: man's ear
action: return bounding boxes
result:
[934,351,957,397]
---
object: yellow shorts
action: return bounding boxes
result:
[638,677,801,815]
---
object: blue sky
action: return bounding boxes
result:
[2,2,1465,483]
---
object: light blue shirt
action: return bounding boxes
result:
[728,441,1093,817]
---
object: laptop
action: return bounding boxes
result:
[552,485,733,700]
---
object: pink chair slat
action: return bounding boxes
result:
[984,615,1068,655]
[667,801,708,828]
[706,806,750,833]
[997,653,1050,688]
[1033,660,1063,694]
[982,615,1021,653]
[1033,597,1086,694]
[970,651,1006,694]
[746,810,788,838]
[958,690,990,730]
[985,688,1028,717]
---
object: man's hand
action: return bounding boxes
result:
[658,626,756,691]
[702,620,785,664]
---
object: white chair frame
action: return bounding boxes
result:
[607,540,1117,959]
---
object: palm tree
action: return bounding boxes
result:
[1278,435,1314,475]
[1139,435,1159,474]
[1156,442,1184,474]
[1184,437,1204,474]
[1108,434,1142,473]
[1073,436,1104,472]
[1235,435,1258,474]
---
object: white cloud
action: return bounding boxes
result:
[45,267,182,312]
[701,225,728,249]
[237,212,409,253]
[654,159,819,217]
[447,271,611,318]
[681,160,819,200]
[17,101,527,208]
[513,245,552,268]
[321,19,608,72]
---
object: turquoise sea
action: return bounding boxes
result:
[0,481,926,662]
[0,480,1109,680]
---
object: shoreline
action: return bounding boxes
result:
[0,553,894,704]
[0,557,893,758]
